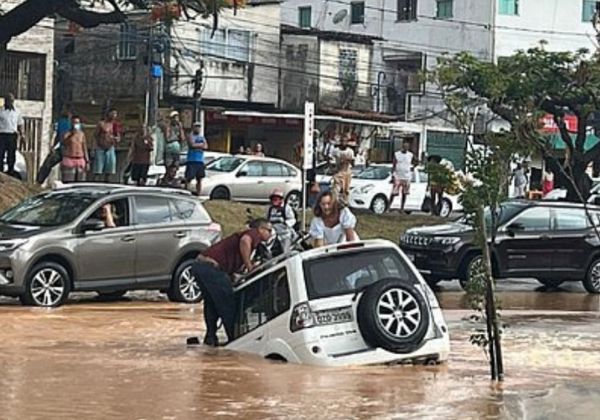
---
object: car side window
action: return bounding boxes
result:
[170,199,210,223]
[233,268,291,339]
[243,161,263,177]
[89,198,130,228]
[264,162,285,177]
[135,196,172,225]
[554,208,589,231]
[285,166,298,177]
[511,207,551,232]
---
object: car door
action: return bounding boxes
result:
[133,195,185,286]
[405,169,427,210]
[495,206,553,276]
[262,162,293,199]
[549,207,594,277]
[75,197,137,285]
[230,160,265,200]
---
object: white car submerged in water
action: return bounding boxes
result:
[225,240,450,366]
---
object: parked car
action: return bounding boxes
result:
[314,161,367,186]
[200,155,303,208]
[0,184,222,307]
[400,200,600,293]
[348,165,462,217]
[1,150,27,181]
[224,240,450,366]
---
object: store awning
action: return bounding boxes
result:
[548,133,600,152]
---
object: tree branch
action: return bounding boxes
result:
[57,5,126,28]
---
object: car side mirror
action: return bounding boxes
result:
[81,218,105,233]
[506,223,524,236]
[237,170,248,177]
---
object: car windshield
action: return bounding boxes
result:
[303,248,418,300]
[0,192,99,227]
[458,202,526,227]
[355,166,390,180]
[206,156,245,172]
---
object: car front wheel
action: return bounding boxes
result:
[210,186,230,200]
[21,262,71,307]
[370,195,388,215]
[460,254,485,291]
[584,259,600,294]
[168,259,203,303]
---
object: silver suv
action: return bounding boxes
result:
[0,184,221,307]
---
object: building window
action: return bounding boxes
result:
[436,0,453,18]
[202,28,251,62]
[351,2,365,24]
[117,22,138,60]
[299,6,312,28]
[0,51,46,101]
[583,0,600,22]
[498,0,519,16]
[397,0,417,21]
[339,49,358,83]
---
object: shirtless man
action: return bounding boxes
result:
[61,115,89,183]
[332,136,355,205]
[94,108,120,183]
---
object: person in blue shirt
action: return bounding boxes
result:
[185,122,208,196]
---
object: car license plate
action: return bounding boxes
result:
[315,307,353,325]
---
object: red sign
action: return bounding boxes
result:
[540,114,578,133]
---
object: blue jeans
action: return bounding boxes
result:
[93,147,116,175]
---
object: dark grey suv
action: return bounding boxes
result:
[400,200,600,294]
[0,184,221,307]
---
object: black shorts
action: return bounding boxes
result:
[131,163,150,181]
[185,162,205,181]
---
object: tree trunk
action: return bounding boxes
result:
[565,157,592,202]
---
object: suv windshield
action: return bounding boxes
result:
[458,202,526,227]
[355,166,391,180]
[0,192,99,227]
[303,248,418,299]
[206,156,245,172]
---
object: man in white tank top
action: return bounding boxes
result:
[391,141,414,213]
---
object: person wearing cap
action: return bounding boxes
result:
[161,110,184,169]
[185,121,208,196]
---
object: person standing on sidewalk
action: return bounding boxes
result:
[61,115,89,183]
[184,122,207,196]
[93,108,120,183]
[332,136,354,205]
[162,111,185,169]
[129,126,154,186]
[391,141,414,214]
[0,94,24,177]
[191,220,273,346]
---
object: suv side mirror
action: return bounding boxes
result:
[506,222,524,236]
[237,170,248,177]
[81,218,105,233]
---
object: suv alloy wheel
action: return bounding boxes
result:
[20,262,71,307]
[168,259,203,303]
[584,258,600,294]
[460,254,485,291]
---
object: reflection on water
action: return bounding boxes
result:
[0,292,598,419]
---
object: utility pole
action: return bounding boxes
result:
[148,23,164,128]
[193,61,204,125]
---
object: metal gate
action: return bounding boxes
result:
[19,117,43,183]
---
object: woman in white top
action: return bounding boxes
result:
[310,191,359,247]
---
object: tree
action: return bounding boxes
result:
[0,0,232,49]
[431,44,600,201]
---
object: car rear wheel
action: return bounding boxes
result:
[20,262,71,307]
[584,258,600,294]
[460,254,485,291]
[286,191,302,211]
[370,195,388,215]
[167,259,203,303]
[357,278,429,354]
[210,186,230,200]
[536,279,564,289]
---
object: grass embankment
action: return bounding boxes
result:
[204,200,441,242]
[0,176,442,241]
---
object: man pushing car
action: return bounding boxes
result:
[191,219,273,346]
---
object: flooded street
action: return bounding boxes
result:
[0,280,599,420]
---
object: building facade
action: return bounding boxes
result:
[1,0,54,181]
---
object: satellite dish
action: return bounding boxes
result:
[332,9,348,24]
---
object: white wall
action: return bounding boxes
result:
[170,3,281,105]
[3,0,54,160]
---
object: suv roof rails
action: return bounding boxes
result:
[52,182,192,196]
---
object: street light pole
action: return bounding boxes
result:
[193,62,204,125]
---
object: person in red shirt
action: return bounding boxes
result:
[192,219,273,346]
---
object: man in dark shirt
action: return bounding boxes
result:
[192,219,273,346]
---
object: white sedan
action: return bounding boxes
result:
[348,165,462,217]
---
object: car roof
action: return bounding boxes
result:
[232,155,299,167]
[52,183,193,197]
[507,199,600,210]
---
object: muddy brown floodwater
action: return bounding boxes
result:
[0,289,599,420]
